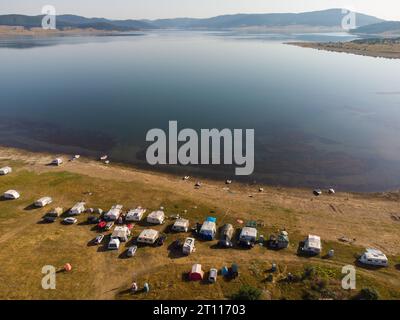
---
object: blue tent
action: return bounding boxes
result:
[206,217,217,223]
[221,266,229,276]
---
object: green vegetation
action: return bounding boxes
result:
[231,285,262,300]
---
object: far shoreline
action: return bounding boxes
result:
[288,40,400,59]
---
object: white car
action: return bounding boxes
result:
[63,217,77,225]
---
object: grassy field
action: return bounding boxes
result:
[0,148,399,300]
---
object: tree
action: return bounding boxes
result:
[231,285,262,300]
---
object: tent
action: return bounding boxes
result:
[189,264,204,281]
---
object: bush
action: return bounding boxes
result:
[231,285,262,300]
[356,288,379,300]
[303,266,316,279]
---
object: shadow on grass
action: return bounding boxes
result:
[24,204,38,211]
[354,260,387,271]
[395,264,400,271]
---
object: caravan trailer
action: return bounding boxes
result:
[147,211,165,225]
[302,235,322,255]
[172,218,190,232]
[137,229,159,245]
[104,205,123,221]
[3,190,20,200]
[69,202,86,215]
[359,249,389,267]
[34,197,53,208]
[126,207,146,222]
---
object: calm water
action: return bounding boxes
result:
[1,31,400,191]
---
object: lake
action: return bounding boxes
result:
[1,31,400,191]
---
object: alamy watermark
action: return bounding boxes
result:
[41,265,56,290]
[341,9,357,30]
[41,5,56,30]
[341,265,356,290]
[146,121,254,175]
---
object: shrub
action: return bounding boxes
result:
[356,288,379,300]
[231,285,262,300]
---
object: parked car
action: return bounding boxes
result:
[127,245,138,257]
[218,239,233,248]
[105,221,114,231]
[63,217,77,225]
[156,234,167,246]
[87,216,100,224]
[209,268,218,283]
[93,234,104,245]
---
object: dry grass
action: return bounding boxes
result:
[0,147,399,300]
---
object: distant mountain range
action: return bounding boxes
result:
[352,21,400,35]
[0,9,386,32]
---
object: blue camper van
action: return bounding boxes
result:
[199,217,217,240]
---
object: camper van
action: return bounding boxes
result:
[182,237,195,255]
[69,202,86,215]
[302,235,322,255]
[359,249,389,267]
[147,211,165,225]
[137,229,159,245]
[126,207,146,222]
[34,197,53,208]
[199,217,217,240]
[172,218,190,232]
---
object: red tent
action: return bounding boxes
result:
[189,264,204,281]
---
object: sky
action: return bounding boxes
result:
[1,0,400,21]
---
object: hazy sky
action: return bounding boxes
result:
[1,0,400,20]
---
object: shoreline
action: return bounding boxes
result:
[288,41,400,59]
[1,144,399,197]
